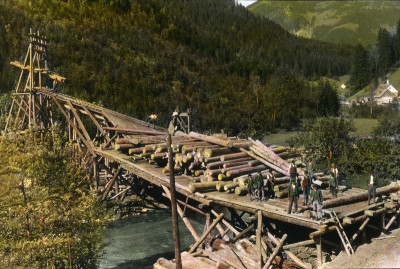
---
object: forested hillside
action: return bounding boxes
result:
[0,0,354,136]
[250,1,400,47]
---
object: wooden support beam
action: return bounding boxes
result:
[189,213,224,253]
[382,208,400,234]
[162,185,200,241]
[315,236,322,268]
[81,105,111,143]
[211,210,240,236]
[102,167,121,200]
[263,234,287,269]
[350,217,370,243]
[257,210,263,269]
[268,231,312,269]
[51,96,96,156]
[283,239,314,250]
[67,100,95,149]
[110,186,131,200]
[233,223,255,242]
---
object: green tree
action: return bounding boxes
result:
[291,117,355,167]
[0,130,108,268]
[349,44,371,94]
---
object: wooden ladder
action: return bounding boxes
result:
[329,210,354,256]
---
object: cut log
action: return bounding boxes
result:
[189,213,224,253]
[115,143,134,150]
[203,148,233,158]
[235,186,248,196]
[224,182,240,192]
[216,181,232,192]
[220,152,248,162]
[263,234,287,269]
[323,183,400,208]
[226,164,266,178]
[103,127,166,135]
[189,131,233,147]
[189,182,219,193]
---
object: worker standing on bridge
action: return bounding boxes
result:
[289,160,297,183]
[307,159,314,181]
[255,170,265,201]
[247,174,256,201]
[367,172,376,205]
[266,169,275,199]
[310,184,323,221]
[147,112,157,128]
[288,179,299,214]
[301,171,311,206]
[328,172,338,198]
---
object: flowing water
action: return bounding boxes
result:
[99,209,203,269]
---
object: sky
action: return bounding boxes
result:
[238,0,257,8]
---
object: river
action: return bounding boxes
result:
[99,209,203,269]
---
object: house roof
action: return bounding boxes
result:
[373,84,398,98]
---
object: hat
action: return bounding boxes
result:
[269,169,273,172]
[257,170,261,173]
[248,174,252,177]
[291,160,295,163]
[331,163,335,167]
[304,170,308,174]
[291,179,295,182]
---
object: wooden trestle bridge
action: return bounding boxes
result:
[4,31,400,269]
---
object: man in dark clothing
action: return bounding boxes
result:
[255,170,265,201]
[301,171,311,206]
[288,179,299,214]
[367,172,376,205]
[289,160,297,182]
[311,184,323,220]
[247,174,256,201]
[307,159,314,181]
[328,172,338,198]
[266,169,275,199]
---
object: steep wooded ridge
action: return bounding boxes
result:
[0,0,352,135]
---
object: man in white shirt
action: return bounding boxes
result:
[367,172,376,205]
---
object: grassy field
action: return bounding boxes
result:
[264,118,378,146]
[249,1,400,47]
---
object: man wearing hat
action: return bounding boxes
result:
[367,172,376,205]
[289,160,297,182]
[301,171,311,206]
[310,184,323,220]
[307,159,314,182]
[266,169,275,199]
[255,170,265,201]
[288,178,300,214]
[328,171,338,198]
[247,174,256,201]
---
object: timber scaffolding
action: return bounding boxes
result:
[5,30,400,269]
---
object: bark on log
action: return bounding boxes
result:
[189,213,224,253]
[189,182,219,193]
[189,131,233,147]
[103,127,166,135]
[263,234,287,269]
[115,143,134,150]
[226,165,266,178]
[220,152,248,162]
[323,183,400,208]
[216,181,233,192]
[224,182,240,192]
[203,148,233,158]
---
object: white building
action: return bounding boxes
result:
[373,79,398,105]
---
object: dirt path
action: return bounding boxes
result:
[323,228,400,268]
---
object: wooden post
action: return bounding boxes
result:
[93,158,99,192]
[263,234,287,269]
[189,213,224,253]
[382,208,400,234]
[380,211,385,231]
[350,218,370,243]
[257,210,262,269]
[167,133,182,269]
[315,236,322,268]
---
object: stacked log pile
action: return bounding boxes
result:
[114,130,309,197]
